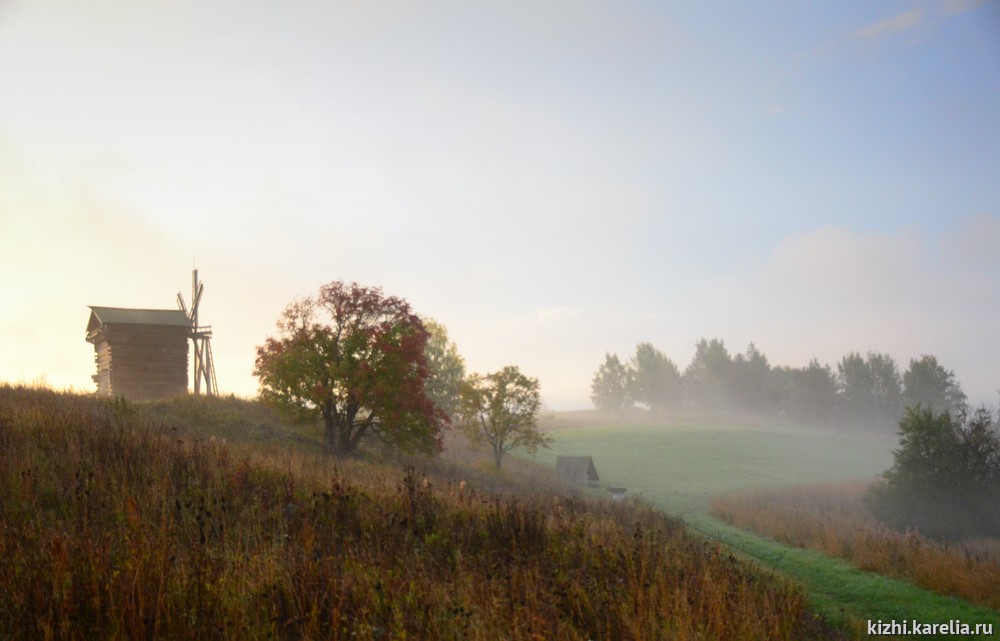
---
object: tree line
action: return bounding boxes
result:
[591,339,967,430]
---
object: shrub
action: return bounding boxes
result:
[865,405,1000,540]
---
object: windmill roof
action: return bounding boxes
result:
[87,306,191,333]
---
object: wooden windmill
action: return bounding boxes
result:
[177,269,218,395]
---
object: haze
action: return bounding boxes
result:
[1,1,998,409]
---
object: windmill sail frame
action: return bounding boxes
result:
[177,269,218,395]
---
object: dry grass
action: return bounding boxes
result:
[711,481,1000,610]
[0,385,843,640]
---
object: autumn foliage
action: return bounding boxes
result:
[254,281,445,456]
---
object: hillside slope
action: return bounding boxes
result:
[0,386,843,640]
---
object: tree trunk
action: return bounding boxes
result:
[337,421,355,456]
[322,408,355,456]
[322,412,337,452]
[321,402,368,457]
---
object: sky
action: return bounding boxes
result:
[1,0,998,410]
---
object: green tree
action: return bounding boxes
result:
[460,366,551,469]
[836,351,901,428]
[902,355,967,418]
[865,405,1000,539]
[777,359,839,426]
[961,408,1000,488]
[590,353,633,412]
[628,343,682,412]
[868,351,903,424]
[254,281,445,456]
[683,338,733,411]
[422,318,467,422]
[836,352,874,425]
[731,343,773,413]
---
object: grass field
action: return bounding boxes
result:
[532,419,896,514]
[532,416,1000,639]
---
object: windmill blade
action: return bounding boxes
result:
[176,293,189,316]
[186,268,217,396]
[192,283,205,316]
[204,336,217,395]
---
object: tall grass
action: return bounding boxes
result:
[711,482,1000,610]
[0,385,842,640]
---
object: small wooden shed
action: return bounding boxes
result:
[86,306,190,400]
[607,487,628,502]
[556,456,600,486]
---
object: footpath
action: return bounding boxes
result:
[682,511,1000,640]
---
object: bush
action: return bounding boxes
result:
[865,405,1000,540]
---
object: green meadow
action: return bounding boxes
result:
[532,418,1000,639]
[532,420,895,514]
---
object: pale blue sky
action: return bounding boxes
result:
[1,1,997,409]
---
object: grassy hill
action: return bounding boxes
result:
[0,386,843,640]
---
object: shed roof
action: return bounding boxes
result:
[87,306,191,333]
[555,456,600,484]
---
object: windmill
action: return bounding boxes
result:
[177,269,218,395]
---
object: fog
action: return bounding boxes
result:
[0,1,997,412]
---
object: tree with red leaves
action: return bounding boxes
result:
[254,281,445,456]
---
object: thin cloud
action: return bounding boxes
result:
[854,8,926,40]
[490,306,582,327]
[536,306,581,322]
[941,0,985,15]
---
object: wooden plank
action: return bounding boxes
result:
[89,320,191,400]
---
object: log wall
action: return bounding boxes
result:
[90,324,189,400]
